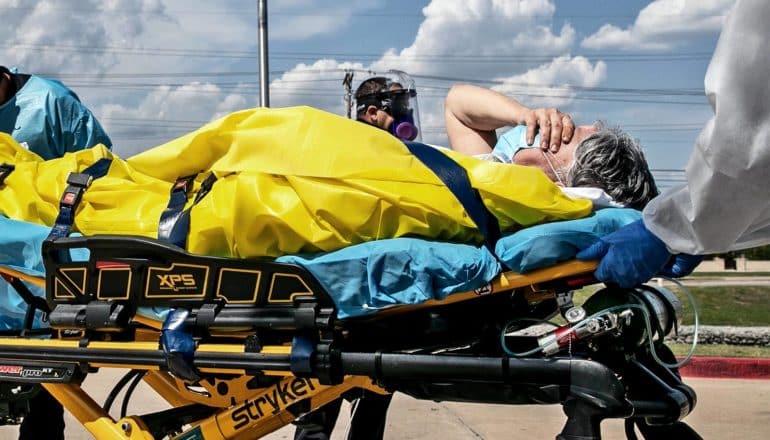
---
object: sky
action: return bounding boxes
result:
[0,0,737,191]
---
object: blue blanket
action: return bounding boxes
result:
[0,208,640,324]
[496,208,643,273]
[0,217,88,329]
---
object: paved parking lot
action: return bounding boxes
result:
[0,370,766,439]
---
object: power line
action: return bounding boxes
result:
[51,65,707,104]
[47,72,261,79]
[49,74,706,99]
[406,72,705,95]
[58,90,707,107]
[0,5,728,19]
[259,68,708,98]
[2,42,714,63]
[269,51,714,60]
[60,78,704,98]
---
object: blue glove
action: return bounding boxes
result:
[576,220,671,288]
[659,254,703,278]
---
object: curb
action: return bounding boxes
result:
[668,325,770,346]
[679,357,770,379]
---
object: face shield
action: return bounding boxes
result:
[353,70,422,142]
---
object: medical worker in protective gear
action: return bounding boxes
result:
[0,65,111,440]
[577,0,770,288]
[353,73,421,141]
[293,75,407,440]
[0,65,111,325]
[0,65,112,159]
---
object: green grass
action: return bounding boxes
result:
[541,284,770,360]
[570,285,770,326]
[546,284,770,358]
[668,343,770,358]
[678,286,770,326]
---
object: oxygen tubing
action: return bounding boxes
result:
[501,278,700,370]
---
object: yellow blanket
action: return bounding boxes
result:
[0,106,591,257]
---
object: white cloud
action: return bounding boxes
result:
[0,0,610,152]
[368,0,575,78]
[581,0,735,50]
[99,82,250,156]
[269,59,368,114]
[2,1,113,72]
[215,94,248,120]
[272,0,581,102]
[492,56,607,109]
[270,0,385,41]
[0,0,172,73]
[269,0,606,145]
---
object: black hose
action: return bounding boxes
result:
[104,370,142,414]
[625,419,640,440]
[121,371,147,418]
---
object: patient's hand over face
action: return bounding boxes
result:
[520,107,574,153]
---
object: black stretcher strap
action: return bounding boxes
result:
[403,141,501,254]
[47,158,113,241]
[156,172,220,380]
[46,158,112,264]
[158,174,198,245]
[158,172,218,248]
[0,163,14,185]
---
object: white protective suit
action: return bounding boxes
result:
[643,0,770,255]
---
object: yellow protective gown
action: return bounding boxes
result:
[0,106,592,258]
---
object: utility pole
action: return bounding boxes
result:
[258,0,270,107]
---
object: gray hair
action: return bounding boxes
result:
[567,123,658,210]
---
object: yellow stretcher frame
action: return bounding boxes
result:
[2,337,390,439]
[0,267,46,288]
[44,371,385,440]
[0,260,598,439]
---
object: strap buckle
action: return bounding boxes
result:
[60,172,94,210]
[172,174,197,196]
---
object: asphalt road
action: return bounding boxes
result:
[265,378,769,440]
[0,370,766,439]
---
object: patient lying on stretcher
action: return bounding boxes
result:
[0,105,657,260]
[0,103,659,326]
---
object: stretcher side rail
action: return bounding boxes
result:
[0,338,695,439]
[42,235,336,332]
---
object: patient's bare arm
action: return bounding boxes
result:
[444,84,574,156]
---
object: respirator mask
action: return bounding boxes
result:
[382,88,419,141]
[353,70,422,142]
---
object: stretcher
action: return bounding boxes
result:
[0,106,699,438]
[0,231,699,440]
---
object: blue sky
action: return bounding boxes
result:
[0,0,735,190]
